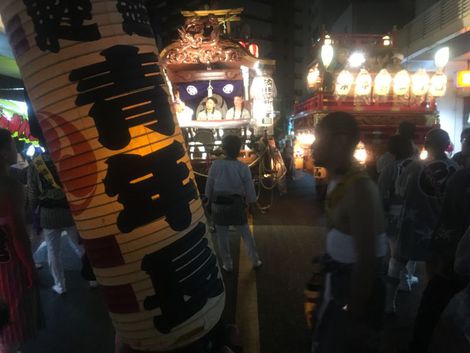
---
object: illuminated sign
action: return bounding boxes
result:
[457,70,470,88]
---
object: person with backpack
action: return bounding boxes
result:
[27,152,83,295]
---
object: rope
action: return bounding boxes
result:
[191,142,287,211]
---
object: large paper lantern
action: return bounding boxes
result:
[393,69,411,96]
[411,69,430,96]
[355,69,372,96]
[335,70,354,96]
[374,69,392,96]
[0,1,224,351]
[250,75,277,126]
[429,72,447,97]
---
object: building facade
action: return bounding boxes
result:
[398,0,470,151]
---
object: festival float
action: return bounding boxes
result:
[293,32,443,190]
[160,9,286,204]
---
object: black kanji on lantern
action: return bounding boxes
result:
[141,222,224,333]
[116,0,154,38]
[69,45,175,150]
[103,141,198,233]
[23,0,101,53]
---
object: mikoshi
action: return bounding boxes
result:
[0,1,225,351]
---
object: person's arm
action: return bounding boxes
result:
[242,164,257,212]
[8,182,35,287]
[348,178,382,320]
[204,163,216,203]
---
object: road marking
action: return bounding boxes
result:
[235,214,260,353]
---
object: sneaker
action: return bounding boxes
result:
[253,260,263,269]
[89,281,99,289]
[52,284,66,295]
[35,263,43,270]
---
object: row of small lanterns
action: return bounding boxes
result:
[335,68,447,97]
[309,34,450,98]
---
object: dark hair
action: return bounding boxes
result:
[206,97,218,105]
[425,129,450,153]
[388,135,413,160]
[460,127,470,140]
[0,129,12,152]
[317,112,360,149]
[398,122,416,140]
[222,135,242,159]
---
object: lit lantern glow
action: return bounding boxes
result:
[354,142,367,164]
[307,65,321,88]
[420,148,428,160]
[434,47,449,69]
[321,35,334,69]
[355,69,372,96]
[335,70,354,96]
[296,132,316,146]
[429,72,447,96]
[393,70,411,96]
[348,52,366,68]
[374,69,392,96]
[411,69,430,96]
[382,35,392,46]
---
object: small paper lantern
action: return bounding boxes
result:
[429,72,447,97]
[355,69,372,96]
[374,69,392,96]
[307,65,320,88]
[411,69,430,96]
[335,70,354,96]
[321,36,334,69]
[393,70,411,96]
[0,1,224,351]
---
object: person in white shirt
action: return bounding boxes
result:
[205,135,262,272]
[225,96,251,120]
[197,97,222,120]
[173,90,194,126]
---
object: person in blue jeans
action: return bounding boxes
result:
[205,135,262,272]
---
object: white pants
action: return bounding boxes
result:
[216,224,260,268]
[43,227,83,290]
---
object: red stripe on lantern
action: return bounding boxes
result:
[101,284,139,314]
[82,236,125,268]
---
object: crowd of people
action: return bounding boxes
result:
[305,113,470,353]
[0,127,98,352]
